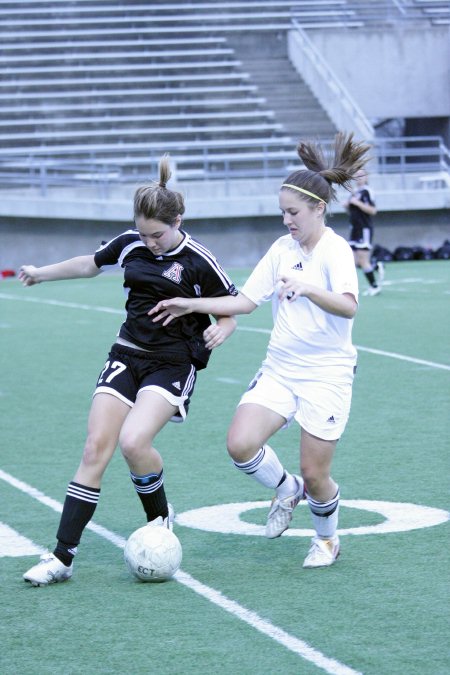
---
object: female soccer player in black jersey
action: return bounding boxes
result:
[19,155,237,586]
[344,169,383,296]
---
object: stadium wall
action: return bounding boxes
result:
[2,209,449,273]
[303,26,450,121]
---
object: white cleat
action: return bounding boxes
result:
[303,536,340,568]
[363,285,381,296]
[23,552,73,587]
[265,475,304,539]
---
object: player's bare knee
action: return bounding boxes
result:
[301,468,324,496]
[119,430,149,464]
[226,433,258,463]
[81,435,108,467]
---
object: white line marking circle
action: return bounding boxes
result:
[176,500,449,537]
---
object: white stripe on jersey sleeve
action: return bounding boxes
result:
[95,228,136,253]
[95,230,146,269]
[117,240,146,267]
[186,239,234,289]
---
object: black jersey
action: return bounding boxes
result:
[94,229,237,370]
[348,186,375,230]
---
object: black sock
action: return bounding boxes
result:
[364,270,377,287]
[130,469,168,522]
[54,482,100,566]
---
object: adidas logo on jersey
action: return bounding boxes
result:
[172,381,181,390]
[292,262,303,271]
[327,415,336,423]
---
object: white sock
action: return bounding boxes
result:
[233,444,285,489]
[277,473,303,500]
[306,488,340,539]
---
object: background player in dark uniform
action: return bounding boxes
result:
[19,155,237,586]
[345,169,384,296]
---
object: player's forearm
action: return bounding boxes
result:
[188,293,256,316]
[304,286,357,318]
[22,255,100,283]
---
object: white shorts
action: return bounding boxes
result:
[238,367,354,441]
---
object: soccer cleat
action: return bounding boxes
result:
[375,261,385,284]
[265,475,304,539]
[363,285,381,296]
[148,502,175,531]
[23,552,73,587]
[303,536,340,568]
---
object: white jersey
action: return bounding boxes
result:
[240,228,358,380]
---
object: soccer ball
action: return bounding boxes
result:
[124,524,182,582]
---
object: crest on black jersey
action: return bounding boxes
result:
[163,262,184,283]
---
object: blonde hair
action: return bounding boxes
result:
[281,132,372,205]
[134,154,185,224]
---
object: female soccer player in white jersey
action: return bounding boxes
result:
[20,155,237,586]
[150,132,370,569]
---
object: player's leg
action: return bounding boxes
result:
[356,230,380,295]
[374,259,385,284]
[227,387,304,538]
[23,393,129,585]
[359,249,380,295]
[300,429,340,568]
[119,389,178,526]
[118,357,196,526]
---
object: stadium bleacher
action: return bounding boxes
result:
[0,0,448,190]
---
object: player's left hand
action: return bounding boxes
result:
[203,324,227,350]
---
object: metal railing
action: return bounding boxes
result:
[375,135,450,174]
[0,136,448,198]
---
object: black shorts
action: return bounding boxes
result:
[94,344,197,422]
[348,225,373,250]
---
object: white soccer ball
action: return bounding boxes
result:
[124,525,182,582]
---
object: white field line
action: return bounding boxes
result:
[0,468,360,675]
[237,326,450,371]
[1,292,449,371]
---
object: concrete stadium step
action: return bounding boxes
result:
[0,71,253,92]
[0,57,241,76]
[0,48,236,65]
[0,36,230,54]
[227,32,337,141]
[0,83,260,103]
[0,60,243,77]
[0,123,287,148]
[0,134,293,158]
[0,97,268,117]
[1,110,277,132]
